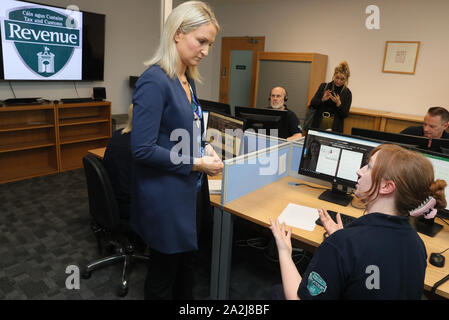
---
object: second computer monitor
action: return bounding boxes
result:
[351,127,449,154]
[234,106,289,139]
[199,99,232,116]
[206,111,245,160]
[419,150,449,213]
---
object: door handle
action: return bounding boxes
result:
[221,67,227,78]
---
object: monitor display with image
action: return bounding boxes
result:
[206,111,245,160]
[299,129,380,206]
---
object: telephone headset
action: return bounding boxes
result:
[269,88,288,102]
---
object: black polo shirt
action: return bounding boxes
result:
[401,125,449,139]
[298,213,427,300]
[268,105,303,136]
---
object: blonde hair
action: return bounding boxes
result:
[333,61,350,92]
[144,1,219,81]
[122,104,134,134]
[359,144,447,216]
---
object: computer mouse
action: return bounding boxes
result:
[430,253,445,268]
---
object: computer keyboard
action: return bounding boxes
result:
[315,210,357,227]
[60,98,95,104]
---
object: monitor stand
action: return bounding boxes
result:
[413,217,443,237]
[319,184,353,207]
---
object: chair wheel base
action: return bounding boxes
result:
[82,270,92,279]
[117,286,128,297]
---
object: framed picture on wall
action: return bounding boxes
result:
[382,41,421,75]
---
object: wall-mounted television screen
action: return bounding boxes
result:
[0,0,105,81]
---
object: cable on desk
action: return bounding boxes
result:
[437,216,449,227]
[350,195,366,211]
[436,247,449,255]
[73,81,80,98]
[8,81,16,98]
[235,237,269,250]
[344,190,366,210]
[290,182,366,212]
[288,182,327,191]
[263,247,310,267]
[431,274,449,295]
[235,237,310,266]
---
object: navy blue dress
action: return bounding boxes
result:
[131,65,206,254]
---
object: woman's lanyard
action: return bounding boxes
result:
[189,85,202,131]
[189,84,205,191]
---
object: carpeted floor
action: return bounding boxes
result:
[0,169,308,300]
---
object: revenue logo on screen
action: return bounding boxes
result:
[1,1,83,80]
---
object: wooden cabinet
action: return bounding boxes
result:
[344,107,385,135]
[57,102,111,171]
[344,107,441,136]
[0,101,111,184]
[0,105,58,183]
[379,112,423,133]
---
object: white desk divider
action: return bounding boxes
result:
[221,139,291,205]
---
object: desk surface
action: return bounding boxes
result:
[89,145,449,298]
[88,147,106,159]
[211,176,449,298]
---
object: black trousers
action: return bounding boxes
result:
[144,248,196,300]
[144,178,210,300]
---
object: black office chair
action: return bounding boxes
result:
[81,153,149,297]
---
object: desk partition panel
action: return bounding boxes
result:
[288,141,303,176]
[221,141,291,205]
[241,131,287,155]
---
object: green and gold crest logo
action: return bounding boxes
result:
[3,7,80,77]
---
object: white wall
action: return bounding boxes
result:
[0,0,161,114]
[6,0,446,117]
[199,0,449,117]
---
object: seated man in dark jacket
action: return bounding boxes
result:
[268,86,303,141]
[103,104,133,220]
[401,106,449,140]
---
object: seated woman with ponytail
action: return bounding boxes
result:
[270,144,447,300]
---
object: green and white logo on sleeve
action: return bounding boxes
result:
[3,7,80,77]
[307,272,327,296]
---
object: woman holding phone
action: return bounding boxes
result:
[307,61,352,132]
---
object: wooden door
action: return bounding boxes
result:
[219,37,265,108]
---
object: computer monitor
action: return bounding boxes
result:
[426,137,449,155]
[412,149,449,237]
[206,111,245,160]
[234,106,289,139]
[199,99,232,116]
[299,129,381,206]
[351,127,449,155]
